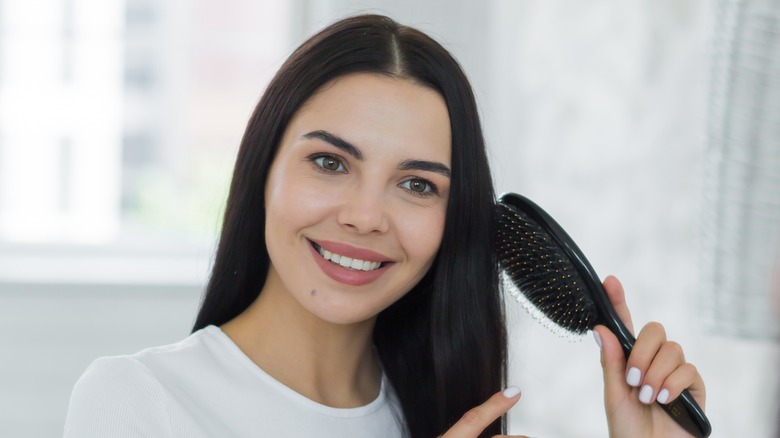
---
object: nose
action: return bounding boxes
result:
[337,185,390,234]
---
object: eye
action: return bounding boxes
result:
[311,154,346,173]
[399,178,437,197]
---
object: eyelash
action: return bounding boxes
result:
[399,178,438,198]
[309,154,347,174]
[307,153,439,198]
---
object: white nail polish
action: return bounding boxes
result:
[657,388,670,404]
[639,385,654,404]
[626,367,641,387]
[592,331,602,349]
[502,386,521,398]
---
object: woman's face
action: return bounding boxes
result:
[263,73,451,325]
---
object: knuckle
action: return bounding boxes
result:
[681,362,698,376]
[663,341,684,356]
[460,408,484,426]
[644,321,666,336]
[663,363,698,392]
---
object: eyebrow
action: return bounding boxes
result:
[302,129,451,178]
[303,130,363,160]
[398,159,451,178]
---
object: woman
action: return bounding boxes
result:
[65,14,706,437]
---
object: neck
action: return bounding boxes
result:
[221,271,382,408]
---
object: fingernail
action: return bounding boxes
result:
[502,385,521,398]
[657,388,670,404]
[626,367,641,387]
[639,385,654,404]
[592,331,602,349]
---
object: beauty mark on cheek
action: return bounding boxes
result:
[310,289,317,297]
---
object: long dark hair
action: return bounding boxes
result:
[193,14,506,437]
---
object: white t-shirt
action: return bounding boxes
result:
[64,325,406,437]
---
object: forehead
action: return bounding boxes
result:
[286,73,452,164]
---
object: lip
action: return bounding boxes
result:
[307,239,393,286]
[308,238,391,263]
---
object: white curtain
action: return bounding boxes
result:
[701,0,780,340]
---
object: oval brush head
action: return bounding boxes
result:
[495,192,711,438]
[496,199,598,335]
[497,192,635,350]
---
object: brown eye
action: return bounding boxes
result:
[400,178,436,197]
[322,157,339,171]
[409,180,427,193]
[313,155,346,173]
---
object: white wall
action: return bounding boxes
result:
[0,283,201,437]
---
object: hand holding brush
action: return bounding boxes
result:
[496,193,711,437]
[595,276,707,437]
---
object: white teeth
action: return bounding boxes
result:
[315,244,383,272]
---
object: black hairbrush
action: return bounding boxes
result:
[496,192,711,438]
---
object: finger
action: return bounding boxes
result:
[602,275,634,334]
[635,340,685,404]
[625,322,667,390]
[440,387,522,438]
[594,325,629,405]
[657,363,705,408]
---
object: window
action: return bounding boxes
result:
[0,0,294,283]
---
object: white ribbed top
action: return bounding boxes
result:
[64,326,405,437]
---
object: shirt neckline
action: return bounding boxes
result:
[203,325,389,418]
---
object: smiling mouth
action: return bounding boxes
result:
[310,241,385,272]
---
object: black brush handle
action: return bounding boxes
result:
[502,193,712,437]
[561,224,711,438]
[592,281,711,438]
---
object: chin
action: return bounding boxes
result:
[301,292,390,326]
[312,309,378,326]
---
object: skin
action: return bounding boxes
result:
[222,73,452,408]
[595,276,706,438]
[220,73,707,436]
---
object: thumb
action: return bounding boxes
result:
[594,325,629,406]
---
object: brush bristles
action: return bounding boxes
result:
[496,203,598,334]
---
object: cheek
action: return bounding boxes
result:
[397,207,447,265]
[265,169,339,230]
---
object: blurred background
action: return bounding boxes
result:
[1,0,778,436]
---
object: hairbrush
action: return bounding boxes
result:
[496,192,711,437]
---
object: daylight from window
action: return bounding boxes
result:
[0,0,292,245]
